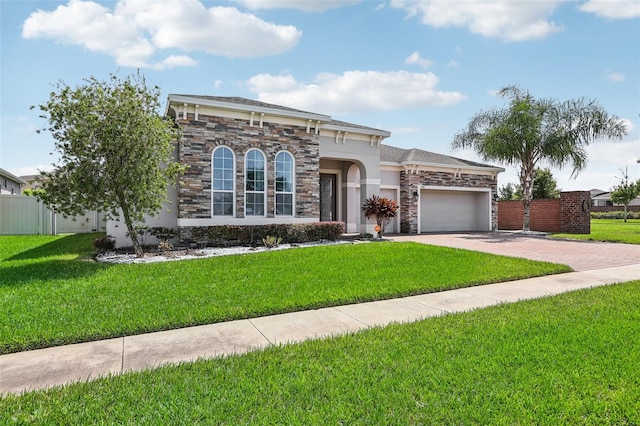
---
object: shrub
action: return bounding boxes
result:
[157,240,173,251]
[185,222,345,247]
[148,227,178,243]
[361,195,398,238]
[93,235,116,252]
[262,235,283,248]
[591,211,640,220]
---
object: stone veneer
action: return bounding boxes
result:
[176,113,320,220]
[399,170,498,233]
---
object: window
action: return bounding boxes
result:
[212,146,234,216]
[245,149,265,216]
[275,151,294,216]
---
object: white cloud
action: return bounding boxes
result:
[22,0,302,68]
[404,51,433,68]
[246,70,467,114]
[447,59,459,68]
[390,0,563,42]
[579,0,640,19]
[235,0,360,12]
[151,55,198,70]
[585,139,640,169]
[607,71,625,82]
[13,164,55,177]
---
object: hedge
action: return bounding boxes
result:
[185,222,346,247]
[591,211,640,220]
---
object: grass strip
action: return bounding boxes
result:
[553,218,640,244]
[0,234,570,354]
[3,281,638,424]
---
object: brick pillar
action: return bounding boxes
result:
[560,191,590,234]
[399,171,419,233]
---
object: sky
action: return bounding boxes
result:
[1,0,639,192]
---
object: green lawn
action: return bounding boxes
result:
[3,281,638,424]
[553,218,640,244]
[0,234,570,354]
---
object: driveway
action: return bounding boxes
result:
[392,232,640,272]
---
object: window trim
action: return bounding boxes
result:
[275,150,295,217]
[211,146,236,217]
[244,148,267,217]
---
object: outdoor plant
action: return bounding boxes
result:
[33,72,186,257]
[452,85,627,232]
[262,235,283,248]
[361,195,398,238]
[93,235,115,252]
[610,166,640,222]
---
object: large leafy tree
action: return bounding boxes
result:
[610,167,640,222]
[452,85,627,231]
[34,73,184,256]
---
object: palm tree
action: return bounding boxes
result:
[452,85,627,232]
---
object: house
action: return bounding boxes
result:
[107,95,504,246]
[591,188,640,207]
[0,168,26,195]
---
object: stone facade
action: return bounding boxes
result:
[400,170,498,233]
[176,113,320,220]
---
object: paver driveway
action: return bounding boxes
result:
[392,232,640,271]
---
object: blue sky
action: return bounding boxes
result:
[1,0,638,192]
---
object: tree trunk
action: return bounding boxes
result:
[521,165,535,232]
[120,202,143,257]
[118,196,144,257]
[624,205,628,223]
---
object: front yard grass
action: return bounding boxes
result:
[553,218,640,244]
[3,281,638,424]
[0,234,570,354]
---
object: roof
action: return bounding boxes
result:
[0,168,27,185]
[589,188,608,198]
[170,95,325,118]
[167,95,390,137]
[380,145,504,171]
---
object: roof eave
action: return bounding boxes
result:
[167,94,332,122]
[323,123,390,137]
[0,168,27,185]
[383,160,504,173]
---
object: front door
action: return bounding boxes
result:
[320,174,337,222]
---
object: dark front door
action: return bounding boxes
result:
[320,173,337,222]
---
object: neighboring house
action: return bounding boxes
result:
[0,168,26,195]
[19,174,45,191]
[591,189,640,207]
[107,95,504,246]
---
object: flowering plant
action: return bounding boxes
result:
[361,195,398,238]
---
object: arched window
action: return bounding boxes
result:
[275,151,294,216]
[211,146,234,216]
[245,149,265,216]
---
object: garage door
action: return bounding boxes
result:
[420,189,490,232]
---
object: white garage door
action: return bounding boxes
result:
[420,189,490,232]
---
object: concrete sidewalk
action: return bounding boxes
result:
[2,264,639,396]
